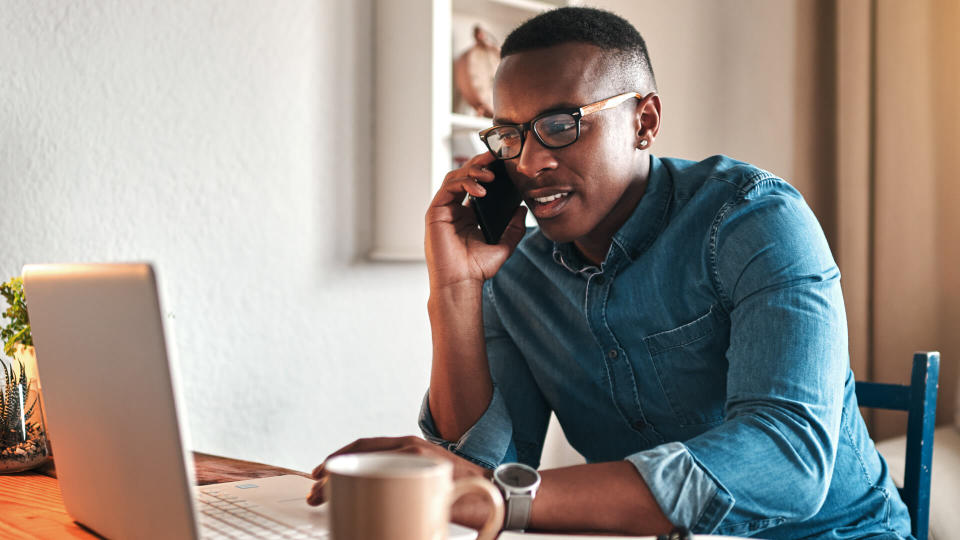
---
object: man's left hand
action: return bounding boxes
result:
[307,436,497,529]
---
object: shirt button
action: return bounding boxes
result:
[607,349,618,359]
[632,420,647,430]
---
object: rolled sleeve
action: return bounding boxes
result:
[418,385,516,469]
[625,442,734,532]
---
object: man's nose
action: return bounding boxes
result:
[515,130,558,178]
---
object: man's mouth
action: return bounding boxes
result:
[533,192,569,204]
[528,190,572,219]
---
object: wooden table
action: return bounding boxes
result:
[0,453,311,539]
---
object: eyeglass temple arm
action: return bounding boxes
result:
[579,92,653,116]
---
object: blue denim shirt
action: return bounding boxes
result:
[419,155,912,539]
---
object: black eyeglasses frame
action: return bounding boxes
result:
[477,91,656,160]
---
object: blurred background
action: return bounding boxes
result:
[0,0,956,473]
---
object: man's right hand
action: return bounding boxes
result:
[425,151,527,291]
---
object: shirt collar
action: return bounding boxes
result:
[551,155,673,274]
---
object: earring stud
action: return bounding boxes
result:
[639,139,648,148]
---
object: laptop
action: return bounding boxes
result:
[22,263,477,540]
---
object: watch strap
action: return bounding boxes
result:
[503,491,534,530]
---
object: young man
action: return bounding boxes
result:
[311,7,912,538]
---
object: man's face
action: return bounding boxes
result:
[492,43,645,245]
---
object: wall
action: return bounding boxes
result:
[597,0,834,226]
[0,0,434,472]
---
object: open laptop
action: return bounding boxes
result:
[22,263,477,540]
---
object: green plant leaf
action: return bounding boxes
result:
[0,276,32,355]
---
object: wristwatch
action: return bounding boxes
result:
[492,462,541,530]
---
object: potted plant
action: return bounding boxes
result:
[0,276,50,473]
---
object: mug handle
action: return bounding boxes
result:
[451,477,504,540]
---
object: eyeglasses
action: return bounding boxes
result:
[478,92,655,160]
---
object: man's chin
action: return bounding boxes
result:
[535,219,581,244]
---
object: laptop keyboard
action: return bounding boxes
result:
[198,489,329,539]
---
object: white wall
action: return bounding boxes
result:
[1,1,433,472]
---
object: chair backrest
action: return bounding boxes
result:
[855,351,940,540]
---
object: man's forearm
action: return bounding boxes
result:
[530,462,674,535]
[427,281,494,442]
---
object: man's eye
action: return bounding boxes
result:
[500,132,521,144]
[541,117,575,135]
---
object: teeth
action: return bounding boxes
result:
[534,192,569,204]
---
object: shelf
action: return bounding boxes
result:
[450,113,493,131]
[453,0,562,21]
[490,0,564,13]
[370,0,568,261]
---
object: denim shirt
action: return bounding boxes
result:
[419,155,912,539]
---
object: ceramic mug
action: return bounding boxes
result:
[324,452,504,540]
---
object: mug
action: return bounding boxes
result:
[324,452,504,540]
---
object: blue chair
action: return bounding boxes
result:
[855,351,940,540]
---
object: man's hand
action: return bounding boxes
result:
[425,152,527,290]
[307,436,498,531]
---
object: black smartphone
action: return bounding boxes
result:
[470,160,523,245]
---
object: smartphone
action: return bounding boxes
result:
[470,160,523,244]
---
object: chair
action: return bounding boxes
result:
[855,351,940,540]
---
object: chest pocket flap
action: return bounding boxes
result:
[643,305,730,427]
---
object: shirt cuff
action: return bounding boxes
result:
[625,442,735,533]
[418,385,515,469]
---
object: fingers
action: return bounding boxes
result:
[306,436,432,506]
[429,155,499,210]
[311,437,394,479]
[310,436,426,480]
[307,477,327,506]
[462,160,497,183]
[431,173,489,208]
[306,445,429,506]
[464,151,497,173]
[304,436,489,507]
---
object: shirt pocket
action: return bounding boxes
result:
[643,305,729,427]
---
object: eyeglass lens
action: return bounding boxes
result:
[484,112,579,159]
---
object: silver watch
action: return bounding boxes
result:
[492,462,541,530]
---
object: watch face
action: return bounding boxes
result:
[498,465,539,488]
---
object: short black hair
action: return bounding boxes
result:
[501,7,657,93]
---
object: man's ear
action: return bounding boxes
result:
[635,93,662,149]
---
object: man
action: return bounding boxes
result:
[310,7,912,538]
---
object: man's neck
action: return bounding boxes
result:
[574,175,649,266]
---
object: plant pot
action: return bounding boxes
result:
[0,345,51,473]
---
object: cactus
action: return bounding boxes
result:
[0,276,47,472]
[0,359,37,449]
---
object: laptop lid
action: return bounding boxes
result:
[23,263,199,540]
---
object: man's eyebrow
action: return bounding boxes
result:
[493,102,581,125]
